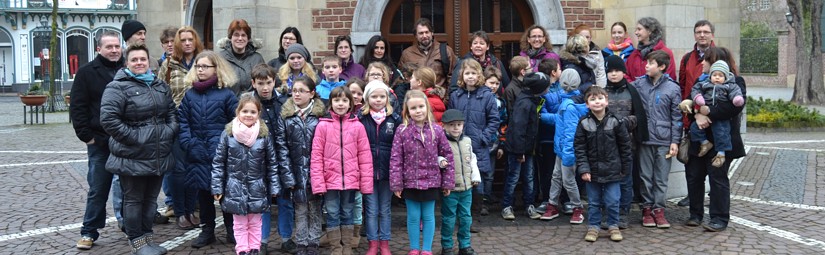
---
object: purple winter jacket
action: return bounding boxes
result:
[389,122,455,192]
[339,57,365,81]
[520,48,561,73]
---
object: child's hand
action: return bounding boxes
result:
[517,155,525,163]
[496,149,504,159]
[699,105,711,115]
[679,99,694,114]
[472,181,480,186]
[667,143,679,159]
[581,173,591,182]
[439,159,448,168]
[213,194,222,201]
[394,191,402,198]
[442,189,451,197]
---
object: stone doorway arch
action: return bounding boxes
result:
[187,0,214,49]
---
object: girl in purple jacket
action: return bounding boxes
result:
[390,90,455,255]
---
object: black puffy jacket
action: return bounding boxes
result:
[358,111,402,181]
[574,111,633,183]
[211,122,281,215]
[256,91,294,190]
[100,69,178,176]
[280,97,326,203]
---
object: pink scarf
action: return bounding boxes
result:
[370,108,386,125]
[232,118,260,147]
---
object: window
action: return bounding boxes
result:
[31,31,63,81]
[760,0,771,10]
[65,29,91,79]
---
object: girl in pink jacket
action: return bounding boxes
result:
[310,86,373,254]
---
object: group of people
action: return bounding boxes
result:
[69,15,744,255]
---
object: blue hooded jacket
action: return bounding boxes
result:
[540,90,588,167]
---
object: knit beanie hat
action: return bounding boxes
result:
[285,43,311,61]
[605,55,626,73]
[121,20,146,42]
[709,60,732,81]
[364,80,391,99]
[521,72,550,94]
[559,69,581,93]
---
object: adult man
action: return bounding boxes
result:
[72,31,124,250]
[158,26,177,67]
[676,20,715,207]
[122,19,160,72]
[398,18,457,89]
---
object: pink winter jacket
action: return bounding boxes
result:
[310,111,374,195]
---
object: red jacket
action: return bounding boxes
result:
[425,88,446,125]
[625,40,677,83]
[310,111,374,194]
[678,42,714,99]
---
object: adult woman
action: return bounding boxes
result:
[277,43,320,94]
[559,35,597,94]
[625,17,677,82]
[218,19,265,96]
[100,44,177,255]
[602,22,635,61]
[179,51,240,248]
[359,35,401,83]
[268,27,304,71]
[519,25,560,73]
[158,26,204,106]
[572,24,606,87]
[450,30,510,93]
[684,47,745,232]
[333,35,365,81]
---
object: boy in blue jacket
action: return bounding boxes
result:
[317,56,347,102]
[535,58,562,213]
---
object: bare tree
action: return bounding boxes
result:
[787,0,825,105]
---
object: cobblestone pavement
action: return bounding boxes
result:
[0,95,824,254]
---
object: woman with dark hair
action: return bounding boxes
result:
[360,35,401,81]
[268,27,304,71]
[449,30,510,93]
[602,22,635,61]
[334,35,366,81]
[625,17,677,82]
[218,19,265,96]
[682,46,745,232]
[519,25,560,73]
[100,44,177,254]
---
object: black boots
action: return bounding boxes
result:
[191,224,216,248]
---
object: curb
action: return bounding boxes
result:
[747,126,825,133]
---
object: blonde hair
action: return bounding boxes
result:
[365,62,391,84]
[277,62,318,94]
[412,67,436,89]
[361,81,394,116]
[184,51,237,89]
[456,58,486,89]
[399,90,435,139]
[564,34,590,55]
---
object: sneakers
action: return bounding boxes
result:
[653,208,670,228]
[569,207,584,224]
[480,203,489,216]
[703,221,727,232]
[281,239,297,253]
[698,141,714,157]
[540,204,560,220]
[76,236,94,250]
[154,211,169,224]
[459,247,476,255]
[642,207,656,227]
[584,227,599,242]
[608,228,623,242]
[712,154,726,167]
[618,212,629,229]
[526,205,541,219]
[407,249,420,255]
[501,206,515,220]
[563,203,574,214]
[685,218,702,227]
[441,247,455,255]
[163,206,175,217]
[535,202,549,214]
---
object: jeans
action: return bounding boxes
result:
[162,172,173,206]
[353,193,363,225]
[80,144,113,240]
[475,152,496,200]
[261,197,271,243]
[585,181,621,228]
[502,154,535,208]
[276,196,294,241]
[120,175,163,240]
[233,213,263,254]
[548,156,581,207]
[619,156,635,213]
[324,190,356,228]
[364,180,392,241]
[535,143,556,202]
[638,145,672,209]
[690,120,733,152]
[171,141,196,217]
[294,200,323,246]
[405,199,436,252]
[440,189,472,249]
[111,175,123,222]
[686,151,731,226]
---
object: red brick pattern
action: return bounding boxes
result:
[311,0,357,65]
[561,0,605,32]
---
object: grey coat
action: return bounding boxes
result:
[211,122,282,215]
[631,74,682,146]
[100,69,178,176]
[218,38,266,97]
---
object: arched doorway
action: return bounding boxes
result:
[0,27,13,86]
[187,0,213,49]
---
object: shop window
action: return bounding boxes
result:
[66,29,91,79]
[32,32,62,81]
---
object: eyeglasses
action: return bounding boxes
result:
[292,89,311,95]
[282,36,297,42]
[529,35,544,39]
[195,65,215,70]
[694,31,712,35]
[368,72,383,77]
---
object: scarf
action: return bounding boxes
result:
[370,108,386,125]
[608,38,633,54]
[193,75,217,93]
[638,39,658,58]
[526,47,546,59]
[606,78,627,90]
[232,118,260,147]
[417,41,433,54]
[124,69,155,86]
[296,100,314,120]
[287,72,305,89]
[473,54,492,69]
[181,56,194,70]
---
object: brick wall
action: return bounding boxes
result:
[561,0,605,32]
[311,0,357,65]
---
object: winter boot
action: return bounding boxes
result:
[327,227,343,255]
[145,233,168,254]
[224,213,236,244]
[319,232,329,247]
[129,234,157,255]
[366,240,380,255]
[307,244,321,255]
[350,224,362,247]
[295,244,308,255]
[191,223,216,248]
[341,226,354,255]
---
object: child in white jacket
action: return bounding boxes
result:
[440,109,481,255]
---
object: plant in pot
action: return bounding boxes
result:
[20,83,49,106]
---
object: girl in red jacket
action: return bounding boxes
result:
[310,86,374,254]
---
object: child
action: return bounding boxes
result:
[347,78,367,113]
[318,56,348,102]
[575,86,633,242]
[212,93,282,255]
[440,109,480,255]
[631,50,682,229]
[687,60,744,167]
[448,59,499,217]
[281,76,327,254]
[604,55,646,229]
[310,86,374,255]
[366,62,402,112]
[344,77,367,246]
[503,56,531,114]
[535,58,563,214]
[538,69,587,223]
[502,72,550,220]
[277,43,320,91]
[390,90,455,255]
[410,67,447,124]
[358,80,401,255]
[480,66,506,216]
[250,64,295,253]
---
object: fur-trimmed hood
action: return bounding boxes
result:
[280,97,326,119]
[224,119,270,138]
[559,50,584,65]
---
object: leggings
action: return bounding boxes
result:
[405,199,436,252]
